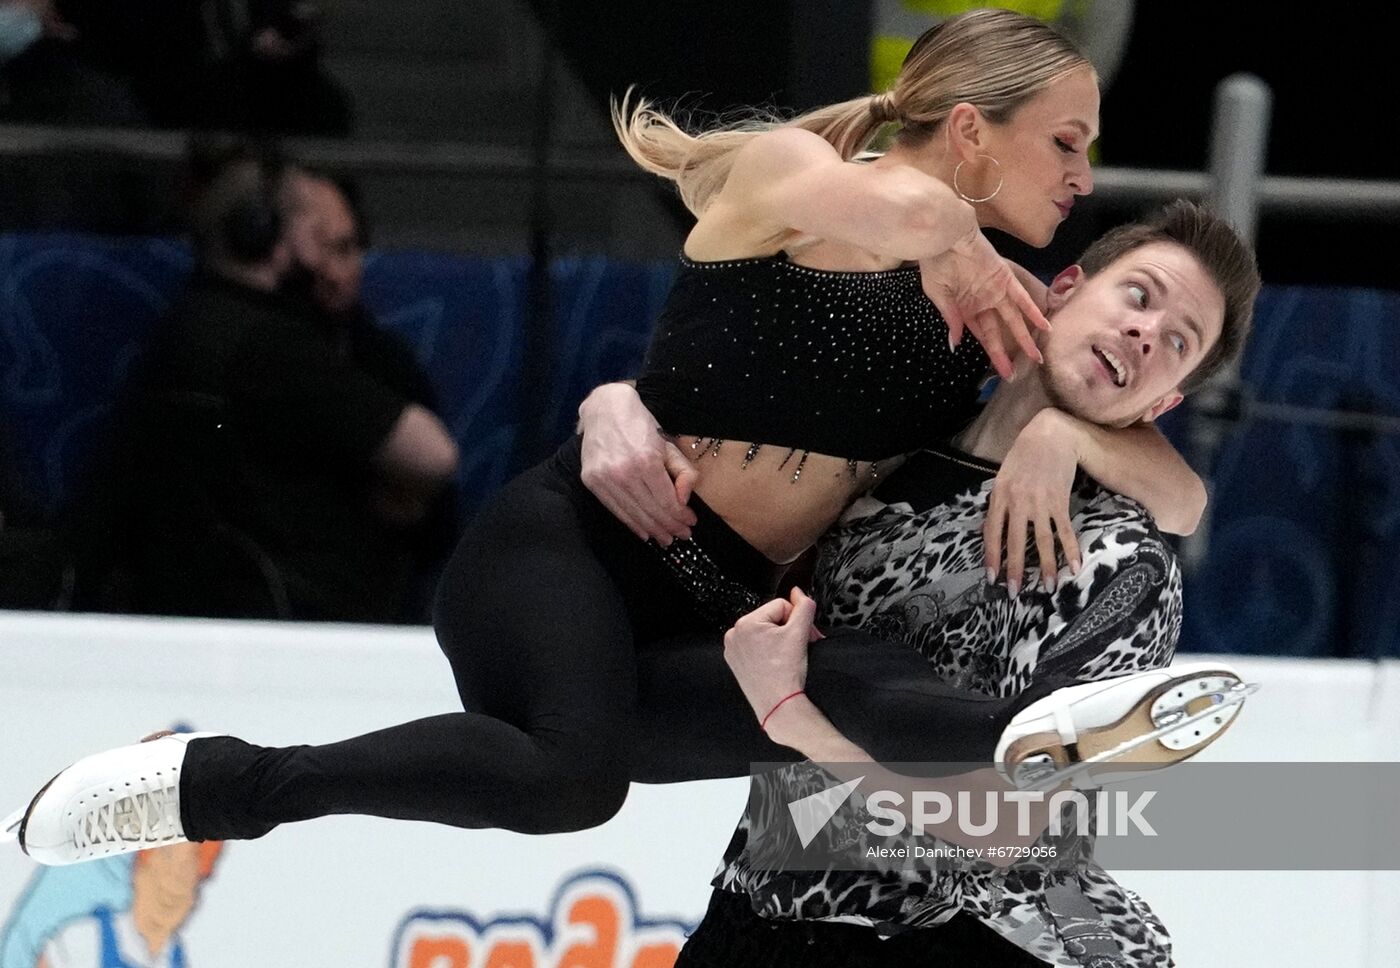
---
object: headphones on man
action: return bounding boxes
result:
[218,150,288,265]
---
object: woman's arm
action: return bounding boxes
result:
[725,589,1048,858]
[697,130,1049,377]
[696,127,978,263]
[1065,415,1206,534]
[985,408,1206,593]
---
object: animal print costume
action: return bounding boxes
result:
[713,444,1181,966]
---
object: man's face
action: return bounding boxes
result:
[1037,241,1225,427]
[287,176,364,314]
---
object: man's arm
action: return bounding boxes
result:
[724,590,1049,858]
[723,490,1186,862]
[371,405,459,526]
[1054,411,1206,535]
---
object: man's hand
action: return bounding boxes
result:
[578,383,697,545]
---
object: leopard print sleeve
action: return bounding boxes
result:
[813,479,1183,698]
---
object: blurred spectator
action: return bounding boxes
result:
[283,167,462,613]
[210,0,353,136]
[59,0,352,136]
[0,2,164,232]
[78,142,457,622]
[0,0,144,126]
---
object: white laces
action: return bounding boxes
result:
[72,772,183,855]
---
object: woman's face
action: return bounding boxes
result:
[978,68,1099,248]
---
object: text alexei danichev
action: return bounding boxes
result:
[864,844,1060,861]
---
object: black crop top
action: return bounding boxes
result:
[635,253,990,472]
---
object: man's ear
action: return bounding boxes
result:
[1141,391,1184,424]
[945,102,988,158]
[1044,264,1084,312]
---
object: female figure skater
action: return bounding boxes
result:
[13,10,1203,866]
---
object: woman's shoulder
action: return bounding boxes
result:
[713,127,850,221]
[734,125,844,169]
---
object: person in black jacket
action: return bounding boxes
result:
[94,146,456,621]
[282,167,462,615]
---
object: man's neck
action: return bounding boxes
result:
[953,360,1053,463]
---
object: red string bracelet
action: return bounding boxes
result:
[760,690,806,731]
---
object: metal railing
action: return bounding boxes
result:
[5,75,1400,569]
[5,118,1400,218]
[1182,77,1400,570]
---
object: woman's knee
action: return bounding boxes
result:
[513,758,630,834]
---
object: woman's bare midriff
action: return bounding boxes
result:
[665,237,916,561]
[673,434,903,563]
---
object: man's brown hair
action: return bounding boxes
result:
[1077,200,1261,393]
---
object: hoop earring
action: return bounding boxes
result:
[953,156,1003,204]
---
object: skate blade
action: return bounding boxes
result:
[1,807,24,844]
[1023,680,1260,793]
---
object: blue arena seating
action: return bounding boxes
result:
[2,233,1397,656]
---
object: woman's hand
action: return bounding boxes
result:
[578,383,698,544]
[919,231,1051,380]
[984,409,1083,596]
[723,588,819,724]
[1006,259,1049,314]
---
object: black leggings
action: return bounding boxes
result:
[179,439,1041,842]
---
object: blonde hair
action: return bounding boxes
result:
[613,8,1092,216]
